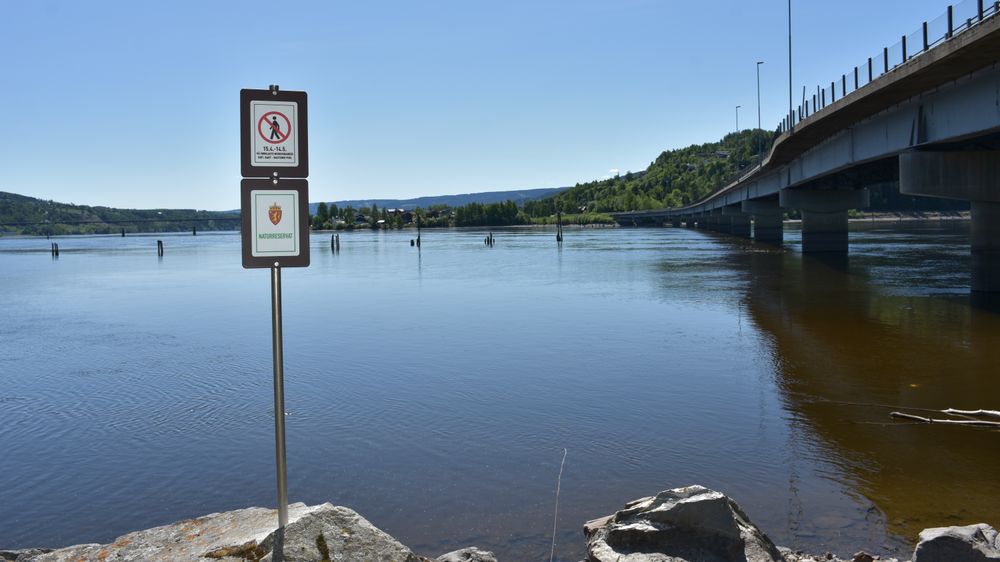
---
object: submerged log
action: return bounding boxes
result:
[890,411,1000,428]
[942,408,1000,419]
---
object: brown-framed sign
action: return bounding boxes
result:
[240,88,309,179]
[240,178,310,268]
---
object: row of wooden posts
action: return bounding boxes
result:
[51,241,164,256]
[47,223,567,258]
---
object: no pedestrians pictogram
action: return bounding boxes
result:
[258,111,291,145]
[241,87,308,178]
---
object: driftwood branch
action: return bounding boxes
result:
[942,408,1000,420]
[890,411,1000,428]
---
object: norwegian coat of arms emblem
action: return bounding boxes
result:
[268,203,282,225]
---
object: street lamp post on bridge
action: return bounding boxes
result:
[757,60,764,160]
[788,0,794,132]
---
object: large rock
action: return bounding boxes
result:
[0,550,53,562]
[913,523,1000,562]
[23,502,326,562]
[5,502,495,562]
[584,485,785,562]
[435,547,498,562]
[259,504,429,562]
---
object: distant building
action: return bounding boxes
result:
[384,208,414,223]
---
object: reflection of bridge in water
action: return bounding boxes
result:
[615,4,1000,291]
[737,241,1000,543]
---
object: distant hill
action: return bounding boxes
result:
[524,129,967,217]
[311,186,569,213]
[0,191,239,236]
[524,130,774,216]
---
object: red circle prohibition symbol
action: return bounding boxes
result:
[257,111,292,144]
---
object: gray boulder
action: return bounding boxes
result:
[913,523,1000,562]
[435,547,498,562]
[6,502,497,562]
[0,550,53,562]
[259,504,430,562]
[23,503,326,562]
[584,485,785,562]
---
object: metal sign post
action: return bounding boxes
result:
[240,85,310,537]
[270,263,288,528]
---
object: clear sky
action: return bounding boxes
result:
[3,0,952,210]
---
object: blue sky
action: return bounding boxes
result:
[2,0,951,210]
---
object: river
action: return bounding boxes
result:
[1,222,997,560]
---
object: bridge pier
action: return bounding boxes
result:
[900,151,1000,291]
[972,202,1000,292]
[743,199,783,245]
[722,206,751,238]
[780,189,869,253]
[708,209,729,232]
[731,214,751,238]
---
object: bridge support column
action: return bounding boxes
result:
[900,151,1000,291]
[779,189,869,253]
[971,202,1000,292]
[722,206,751,238]
[718,216,729,233]
[730,214,751,238]
[743,199,784,244]
[710,210,725,233]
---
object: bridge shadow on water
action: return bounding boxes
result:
[724,232,1000,548]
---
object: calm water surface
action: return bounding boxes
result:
[1,224,998,561]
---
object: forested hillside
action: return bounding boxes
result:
[0,192,238,235]
[525,129,774,217]
[524,128,966,217]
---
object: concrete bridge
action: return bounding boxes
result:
[612,2,1000,291]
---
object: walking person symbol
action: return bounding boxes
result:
[269,116,281,140]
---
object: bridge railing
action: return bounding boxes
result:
[777,0,1000,134]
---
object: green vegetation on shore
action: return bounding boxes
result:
[307,131,779,230]
[6,127,966,235]
[309,199,614,230]
[527,129,774,216]
[0,191,238,236]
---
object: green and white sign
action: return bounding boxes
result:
[240,178,310,269]
[251,190,300,257]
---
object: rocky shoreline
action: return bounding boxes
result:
[3,485,997,562]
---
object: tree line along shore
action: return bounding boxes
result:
[2,129,968,236]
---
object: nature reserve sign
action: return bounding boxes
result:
[240,179,309,268]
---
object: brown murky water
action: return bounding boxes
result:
[746,222,1000,548]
